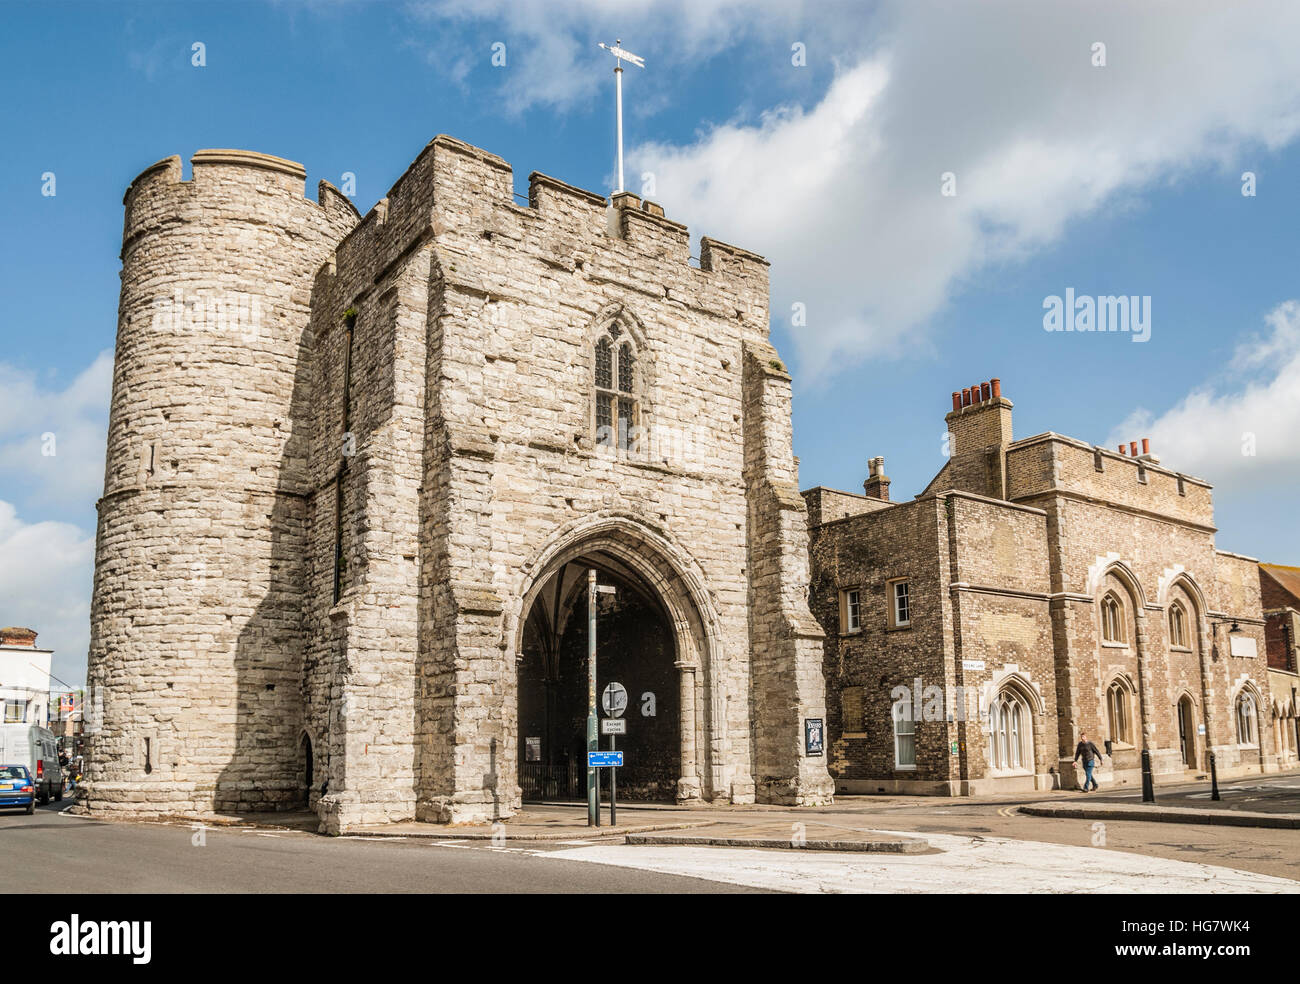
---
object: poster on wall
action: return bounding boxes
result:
[804,718,824,756]
[525,737,541,762]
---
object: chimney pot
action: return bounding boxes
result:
[1118,445,1126,455]
[1141,438,1150,455]
[863,458,891,501]
[980,381,991,402]
[962,388,972,407]
[971,382,982,404]
[990,378,1002,399]
[1130,441,1138,457]
[951,391,962,413]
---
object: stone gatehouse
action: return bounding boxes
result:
[85,136,834,832]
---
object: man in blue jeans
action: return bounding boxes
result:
[1074,732,1104,791]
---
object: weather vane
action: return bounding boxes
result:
[598,39,645,194]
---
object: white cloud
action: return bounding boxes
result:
[1110,301,1300,493]
[0,350,112,511]
[404,0,815,113]
[0,501,95,688]
[624,0,1300,376]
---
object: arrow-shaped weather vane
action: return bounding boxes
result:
[598,39,645,194]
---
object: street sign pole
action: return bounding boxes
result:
[609,731,617,826]
[587,569,598,827]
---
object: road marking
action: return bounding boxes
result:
[544,830,1300,894]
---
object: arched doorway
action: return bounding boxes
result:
[517,552,680,801]
[1176,696,1197,769]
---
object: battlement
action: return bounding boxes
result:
[1005,432,1215,528]
[317,134,769,311]
[121,148,358,261]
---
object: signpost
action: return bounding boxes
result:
[586,575,619,828]
[601,681,627,825]
[602,682,627,718]
[586,570,598,826]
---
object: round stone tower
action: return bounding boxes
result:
[85,150,357,816]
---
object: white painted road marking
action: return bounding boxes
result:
[544,829,1300,894]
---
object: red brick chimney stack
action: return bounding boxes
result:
[944,376,1014,499]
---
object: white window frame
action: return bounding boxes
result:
[841,589,862,634]
[3,699,24,724]
[890,579,911,628]
[986,688,1032,774]
[892,699,916,771]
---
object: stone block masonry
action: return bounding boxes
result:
[85,136,833,830]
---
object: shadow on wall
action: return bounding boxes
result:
[213,322,317,814]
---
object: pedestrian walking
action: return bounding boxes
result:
[1074,732,1104,791]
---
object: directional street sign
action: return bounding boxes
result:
[602,682,628,718]
[600,718,627,735]
[588,750,624,768]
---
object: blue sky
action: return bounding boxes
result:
[3,0,1300,685]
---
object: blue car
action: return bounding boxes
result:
[0,765,36,814]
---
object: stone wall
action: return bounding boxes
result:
[86,150,357,817]
[88,135,836,829]
[809,383,1276,795]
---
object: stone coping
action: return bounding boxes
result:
[1019,802,1300,829]
[345,819,713,840]
[625,826,932,854]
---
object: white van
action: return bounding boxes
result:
[0,725,62,804]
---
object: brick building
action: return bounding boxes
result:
[85,136,834,832]
[1260,563,1300,769]
[806,380,1277,794]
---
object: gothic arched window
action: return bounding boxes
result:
[1101,592,1125,644]
[987,687,1032,772]
[1236,691,1258,746]
[1169,602,1188,648]
[595,325,637,448]
[1106,679,1133,744]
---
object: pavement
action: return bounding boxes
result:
[6,771,1299,893]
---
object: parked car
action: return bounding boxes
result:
[0,725,62,804]
[0,765,36,814]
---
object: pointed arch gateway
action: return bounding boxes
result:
[506,515,726,805]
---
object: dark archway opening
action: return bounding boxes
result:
[518,554,679,802]
[301,733,313,805]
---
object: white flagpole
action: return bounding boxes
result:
[615,60,624,193]
[599,40,644,197]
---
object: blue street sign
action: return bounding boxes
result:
[588,750,623,768]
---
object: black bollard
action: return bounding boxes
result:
[1141,748,1155,803]
[1210,751,1220,801]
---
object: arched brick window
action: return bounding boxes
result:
[1236,691,1258,746]
[987,686,1032,772]
[1101,592,1125,644]
[1106,678,1133,744]
[1169,601,1188,648]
